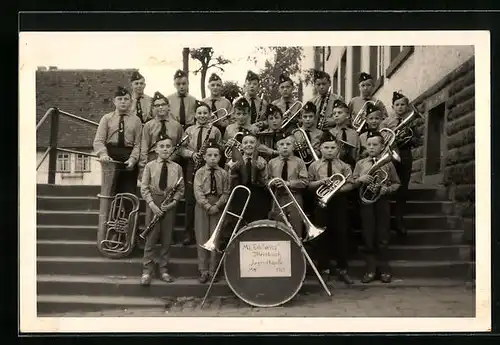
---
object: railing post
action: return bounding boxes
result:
[47,108,59,184]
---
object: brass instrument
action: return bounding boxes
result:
[280,101,305,129]
[291,127,320,165]
[351,100,378,133]
[138,177,183,240]
[224,131,245,159]
[199,185,252,308]
[394,104,424,146]
[359,147,401,204]
[96,159,140,259]
[316,172,351,208]
[379,127,397,154]
[266,177,331,297]
[209,108,229,122]
[193,113,232,169]
[316,85,332,131]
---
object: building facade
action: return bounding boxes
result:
[304,45,476,254]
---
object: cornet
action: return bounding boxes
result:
[359,147,401,204]
[351,100,378,133]
[224,131,245,159]
[316,172,351,208]
[291,127,320,165]
[280,101,305,129]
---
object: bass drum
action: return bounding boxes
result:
[223,219,306,308]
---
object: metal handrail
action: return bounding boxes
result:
[36,107,100,183]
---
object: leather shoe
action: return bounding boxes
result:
[160,272,174,283]
[380,273,392,283]
[361,272,376,283]
[199,272,210,284]
[337,269,354,285]
[140,273,152,286]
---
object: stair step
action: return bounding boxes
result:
[36,210,458,229]
[36,195,452,215]
[36,225,465,245]
[36,256,472,279]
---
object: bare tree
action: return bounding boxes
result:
[190,48,231,99]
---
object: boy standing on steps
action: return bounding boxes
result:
[140,133,185,286]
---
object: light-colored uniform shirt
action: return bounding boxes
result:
[267,155,309,191]
[181,124,222,158]
[223,123,258,143]
[352,156,401,193]
[93,110,143,163]
[308,157,352,182]
[193,165,231,211]
[309,92,344,129]
[167,92,198,127]
[140,159,185,204]
[229,154,269,187]
[202,95,232,129]
[140,117,184,168]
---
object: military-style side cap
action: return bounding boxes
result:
[303,101,317,114]
[174,69,188,79]
[358,72,373,83]
[130,71,145,82]
[278,73,293,85]
[208,73,222,82]
[114,86,130,97]
[245,70,259,82]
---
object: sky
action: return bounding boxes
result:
[22,32,316,100]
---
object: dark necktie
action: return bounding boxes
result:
[285,101,290,111]
[136,96,143,122]
[197,126,204,151]
[342,128,347,142]
[179,95,186,126]
[305,129,311,141]
[159,161,168,191]
[118,114,125,147]
[250,98,257,123]
[160,120,167,138]
[210,168,217,194]
[319,95,326,113]
[327,159,333,177]
[211,99,217,112]
[246,157,252,185]
[281,158,288,180]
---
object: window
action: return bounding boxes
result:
[351,46,361,97]
[369,46,385,93]
[56,153,70,172]
[332,69,339,94]
[340,51,347,99]
[425,103,446,176]
[386,46,415,78]
[75,154,91,172]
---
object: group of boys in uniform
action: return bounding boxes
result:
[93,67,422,288]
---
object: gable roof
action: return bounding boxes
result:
[36,68,138,149]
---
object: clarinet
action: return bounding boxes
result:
[193,125,214,170]
[316,86,332,131]
[139,177,184,240]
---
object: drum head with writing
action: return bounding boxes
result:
[224,220,306,308]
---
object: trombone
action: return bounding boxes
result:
[316,172,351,208]
[199,185,252,308]
[291,127,320,165]
[209,108,233,126]
[266,177,331,296]
[280,101,305,129]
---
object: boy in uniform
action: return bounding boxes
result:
[167,69,198,130]
[352,131,401,283]
[223,97,258,159]
[348,72,389,131]
[272,73,301,128]
[193,139,230,283]
[243,70,268,130]
[130,71,153,124]
[180,101,223,246]
[296,101,323,161]
[140,133,185,286]
[267,133,309,238]
[308,70,343,130]
[256,104,285,162]
[308,131,354,284]
[380,91,423,237]
[139,91,184,177]
[358,103,385,159]
[93,86,142,195]
[329,100,361,169]
[202,73,232,137]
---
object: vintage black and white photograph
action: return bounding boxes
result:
[19,31,490,333]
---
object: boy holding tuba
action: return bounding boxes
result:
[140,133,185,286]
[352,131,401,284]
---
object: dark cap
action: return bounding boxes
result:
[332,99,348,110]
[114,86,130,98]
[152,91,168,104]
[245,70,259,82]
[358,72,373,83]
[174,69,187,80]
[278,73,293,85]
[233,97,250,110]
[392,90,407,104]
[319,130,336,144]
[265,103,283,117]
[303,101,317,114]
[208,73,222,83]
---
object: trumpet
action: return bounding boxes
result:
[280,101,305,129]
[291,127,320,165]
[266,177,331,297]
[224,131,245,159]
[199,185,252,308]
[316,85,332,131]
[359,147,401,204]
[316,172,351,208]
[351,100,378,133]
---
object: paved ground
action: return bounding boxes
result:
[46,285,475,318]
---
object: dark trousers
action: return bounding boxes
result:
[314,193,350,270]
[183,158,196,239]
[393,147,413,228]
[106,145,139,196]
[360,197,391,273]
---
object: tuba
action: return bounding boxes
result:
[316,172,351,208]
[96,159,140,259]
[359,147,401,204]
[291,127,320,165]
[351,100,378,133]
[394,104,424,146]
[267,177,325,242]
[200,185,252,253]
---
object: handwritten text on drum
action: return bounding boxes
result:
[239,241,292,278]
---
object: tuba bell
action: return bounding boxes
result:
[291,127,320,165]
[96,159,140,259]
[267,177,325,242]
[359,147,401,205]
[351,100,378,133]
[316,172,351,208]
[224,131,245,159]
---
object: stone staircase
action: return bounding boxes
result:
[36,184,473,314]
